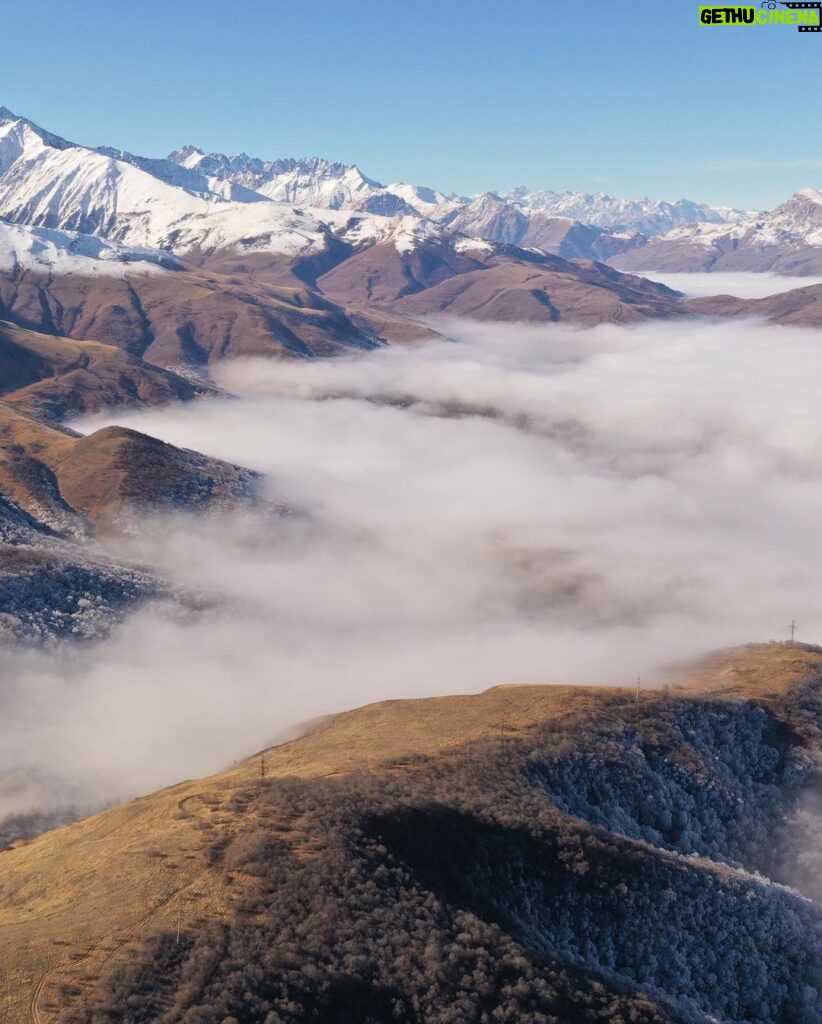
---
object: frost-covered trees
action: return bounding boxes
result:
[57,685,822,1024]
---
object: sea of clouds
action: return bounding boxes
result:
[5,312,822,819]
[641,270,822,298]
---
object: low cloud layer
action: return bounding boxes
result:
[640,271,822,299]
[5,313,822,821]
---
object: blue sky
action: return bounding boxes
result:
[1,0,817,209]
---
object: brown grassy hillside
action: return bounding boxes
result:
[0,265,379,365]
[0,320,206,421]
[314,241,685,326]
[0,682,620,1024]
[0,642,819,1023]
[0,401,257,532]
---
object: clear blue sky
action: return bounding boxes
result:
[1,0,817,209]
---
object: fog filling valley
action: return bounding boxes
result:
[640,270,822,298]
[6,310,822,823]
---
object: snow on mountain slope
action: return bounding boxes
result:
[167,149,421,216]
[382,181,457,217]
[653,191,822,250]
[0,112,216,242]
[2,104,815,277]
[609,189,822,273]
[758,188,822,246]
[0,108,429,259]
[437,189,747,258]
[154,202,452,258]
[96,146,268,204]
[508,188,744,234]
[438,194,636,260]
[256,161,394,210]
[0,219,181,276]
[444,192,530,245]
[340,213,444,254]
[166,142,740,235]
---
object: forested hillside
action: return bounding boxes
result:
[50,647,822,1024]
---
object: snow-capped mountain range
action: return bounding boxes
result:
[165,143,744,236]
[165,143,753,244]
[0,106,441,259]
[0,105,737,260]
[1,104,821,275]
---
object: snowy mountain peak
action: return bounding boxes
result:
[609,185,822,272]
[0,107,73,154]
[174,148,428,216]
[0,117,50,177]
[387,182,453,207]
[166,144,205,169]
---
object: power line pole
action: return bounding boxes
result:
[636,676,641,701]
[790,619,797,644]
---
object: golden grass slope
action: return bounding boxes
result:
[687,283,822,327]
[0,683,618,1023]
[671,640,822,700]
[315,241,685,325]
[0,400,255,531]
[0,263,379,365]
[0,641,818,1022]
[0,320,203,422]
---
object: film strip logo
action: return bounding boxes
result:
[774,2,822,30]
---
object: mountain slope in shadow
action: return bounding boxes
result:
[1,644,818,1024]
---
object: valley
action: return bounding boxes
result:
[0,84,821,1024]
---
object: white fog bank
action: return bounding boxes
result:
[5,315,822,819]
[640,271,822,299]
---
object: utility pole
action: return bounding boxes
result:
[790,619,797,645]
[636,676,641,701]
[260,752,266,781]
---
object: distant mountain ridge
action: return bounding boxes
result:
[2,100,822,340]
[611,188,822,274]
[168,146,425,216]
[165,138,743,236]
[0,104,744,260]
[9,102,822,280]
[0,106,449,259]
[0,107,693,359]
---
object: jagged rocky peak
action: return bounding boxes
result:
[167,143,205,167]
